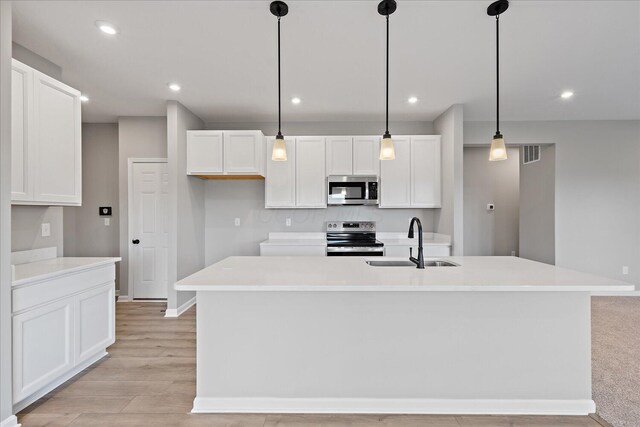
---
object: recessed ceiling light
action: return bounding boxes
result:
[291,97,301,105]
[95,21,119,35]
[561,91,574,99]
[168,83,181,92]
[80,95,89,102]
[408,96,418,104]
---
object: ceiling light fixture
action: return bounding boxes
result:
[270,1,289,161]
[96,21,119,35]
[487,0,509,162]
[80,95,89,102]
[561,91,574,99]
[379,0,397,161]
[408,96,418,104]
[291,97,301,105]
[168,83,181,92]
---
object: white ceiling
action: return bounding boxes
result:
[11,0,640,124]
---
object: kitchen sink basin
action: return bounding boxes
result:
[365,259,459,267]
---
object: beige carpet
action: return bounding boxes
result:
[592,296,640,427]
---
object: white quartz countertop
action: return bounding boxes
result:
[175,256,634,292]
[13,257,121,287]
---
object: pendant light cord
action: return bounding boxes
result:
[277,16,282,137]
[495,15,500,136]
[386,14,390,135]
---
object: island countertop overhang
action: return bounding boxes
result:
[174,256,634,293]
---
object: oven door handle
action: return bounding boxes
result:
[326,246,385,253]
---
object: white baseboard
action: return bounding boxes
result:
[13,351,108,414]
[191,397,596,416]
[0,415,20,427]
[165,295,196,318]
[117,294,130,302]
[592,290,639,297]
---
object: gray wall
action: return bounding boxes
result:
[520,145,555,265]
[204,181,435,265]
[167,101,204,311]
[118,117,167,298]
[463,147,520,256]
[464,120,640,285]
[64,123,120,281]
[12,42,62,80]
[434,105,464,256]
[11,206,64,254]
[1,1,13,421]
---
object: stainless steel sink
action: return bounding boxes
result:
[365,260,416,267]
[365,259,459,267]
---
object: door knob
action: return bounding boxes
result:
[132,239,140,244]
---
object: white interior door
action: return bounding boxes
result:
[131,162,169,299]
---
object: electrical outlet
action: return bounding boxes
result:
[104,218,110,226]
[511,251,516,256]
[623,266,629,275]
[41,223,51,237]
[286,218,292,227]
[234,218,241,227]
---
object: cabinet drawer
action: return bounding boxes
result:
[13,264,116,313]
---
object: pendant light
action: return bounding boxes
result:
[270,1,288,161]
[378,0,397,161]
[488,0,509,161]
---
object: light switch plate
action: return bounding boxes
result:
[41,223,51,237]
[104,218,110,226]
[234,218,241,227]
[286,218,292,227]
[623,266,629,275]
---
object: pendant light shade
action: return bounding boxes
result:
[487,0,509,162]
[378,0,397,161]
[270,1,288,162]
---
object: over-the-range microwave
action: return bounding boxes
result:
[327,176,379,206]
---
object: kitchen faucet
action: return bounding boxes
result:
[408,217,424,269]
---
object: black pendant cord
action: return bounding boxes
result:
[385,14,390,136]
[277,16,282,138]
[495,14,500,137]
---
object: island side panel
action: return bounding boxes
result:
[195,291,592,413]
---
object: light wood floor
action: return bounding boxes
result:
[18,302,612,427]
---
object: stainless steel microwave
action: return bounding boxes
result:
[327,176,379,206]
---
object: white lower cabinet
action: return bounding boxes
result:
[260,245,326,256]
[12,265,116,412]
[384,245,451,258]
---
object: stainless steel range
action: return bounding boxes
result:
[325,221,385,256]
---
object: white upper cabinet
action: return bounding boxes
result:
[296,137,326,208]
[326,136,353,176]
[11,59,82,206]
[186,130,264,176]
[379,136,411,208]
[380,135,441,209]
[186,131,223,174]
[411,136,441,208]
[11,60,33,202]
[265,136,296,208]
[353,136,380,176]
[224,131,264,175]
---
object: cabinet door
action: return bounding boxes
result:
[186,131,223,175]
[11,60,33,202]
[353,136,380,176]
[384,245,415,258]
[411,136,441,208]
[32,71,82,205]
[379,136,411,208]
[326,136,353,176]
[75,283,115,364]
[265,137,296,208]
[224,131,264,175]
[296,137,326,208]
[13,298,74,403]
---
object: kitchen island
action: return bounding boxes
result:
[175,256,633,416]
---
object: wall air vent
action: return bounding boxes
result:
[522,145,541,165]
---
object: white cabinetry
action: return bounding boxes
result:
[12,260,118,411]
[326,136,380,177]
[296,137,326,208]
[11,59,82,206]
[186,130,264,176]
[380,136,441,208]
[266,137,326,208]
[384,245,450,258]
